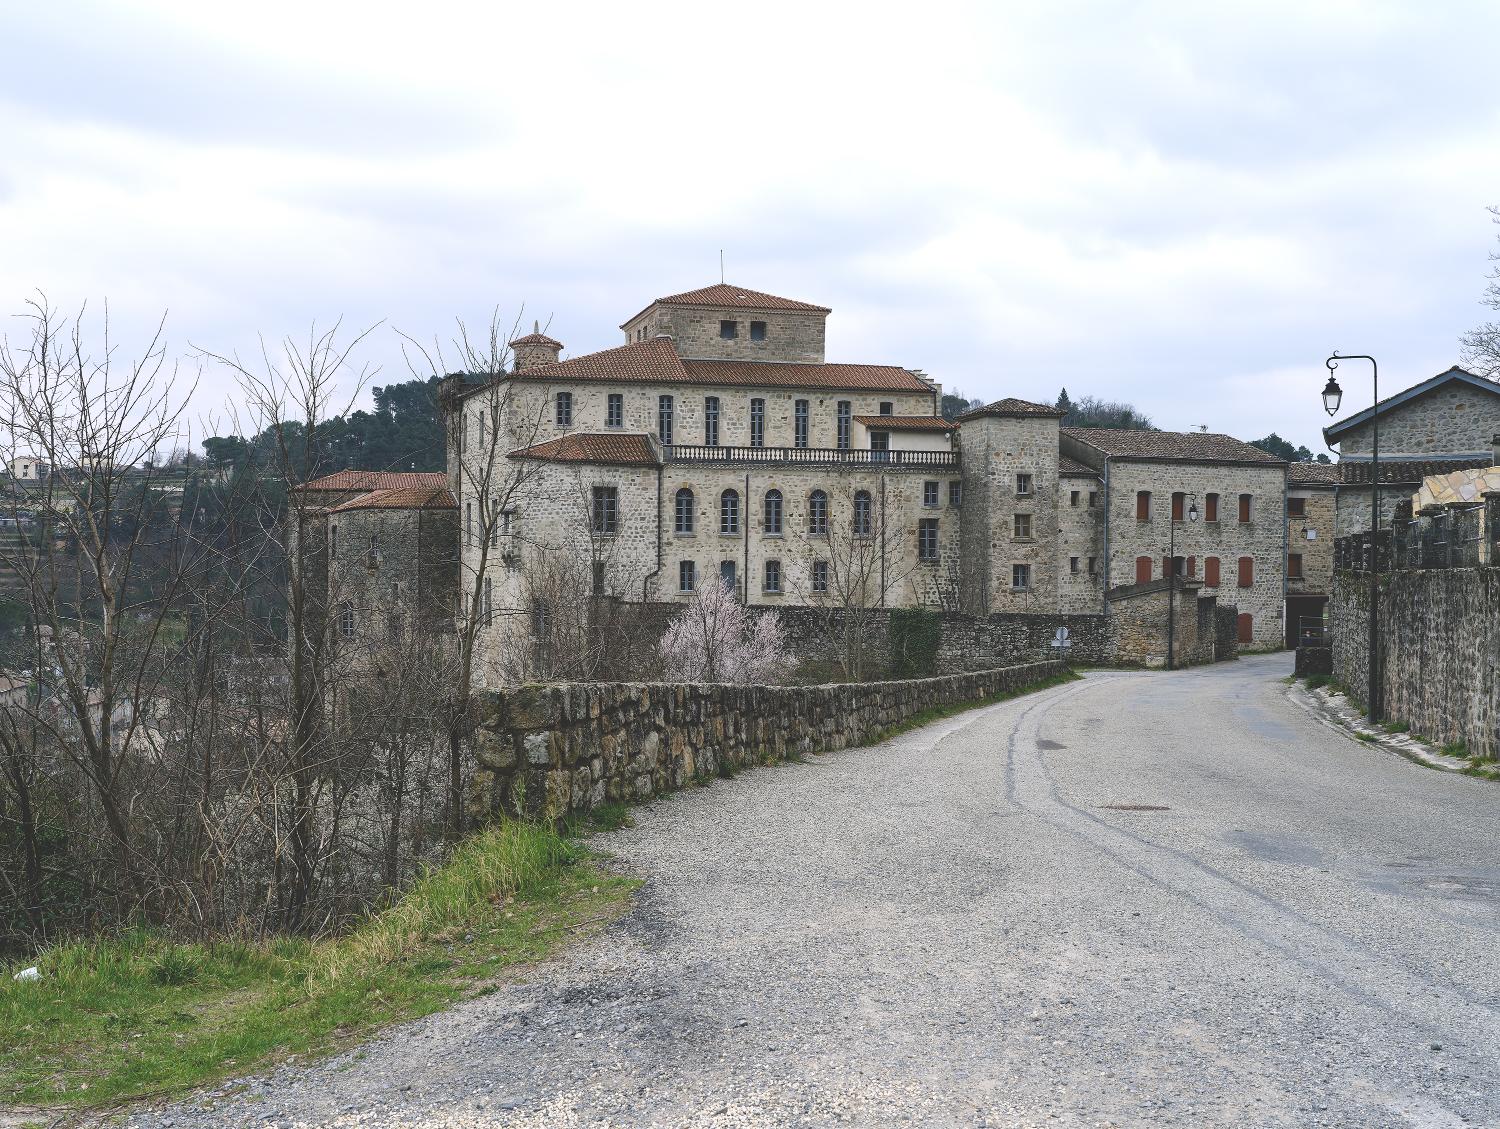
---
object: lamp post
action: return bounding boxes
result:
[1166,493,1199,670]
[1323,353,1380,722]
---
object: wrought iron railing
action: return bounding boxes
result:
[1336,496,1496,571]
[664,445,959,468]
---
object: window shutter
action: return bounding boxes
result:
[1238,556,1254,587]
[1239,494,1252,523]
[1205,493,1218,522]
[1162,555,1172,579]
[1237,613,1254,643]
[1205,556,1220,586]
[1136,491,1151,520]
[1188,555,1196,577]
[1135,556,1152,584]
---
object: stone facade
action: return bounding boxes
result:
[467,660,1066,820]
[1331,566,1500,758]
[1106,578,1220,668]
[620,288,829,364]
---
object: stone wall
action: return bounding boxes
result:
[1336,382,1500,459]
[468,661,1067,820]
[1331,567,1500,757]
[1106,578,1218,668]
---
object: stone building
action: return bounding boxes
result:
[1324,365,1500,536]
[438,282,1298,685]
[1284,461,1338,646]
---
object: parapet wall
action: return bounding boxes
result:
[468,661,1066,820]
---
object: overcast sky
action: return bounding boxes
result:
[4,0,1499,453]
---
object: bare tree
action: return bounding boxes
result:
[1462,205,1500,378]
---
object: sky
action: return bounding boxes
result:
[3,0,1499,454]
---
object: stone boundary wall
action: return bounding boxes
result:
[469,661,1066,820]
[1331,568,1500,757]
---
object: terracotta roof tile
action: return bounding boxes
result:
[300,470,450,492]
[651,284,830,313]
[509,331,563,348]
[1287,462,1340,485]
[1062,428,1283,464]
[680,359,932,393]
[509,432,660,467]
[329,486,456,512]
[959,397,1066,421]
[1337,456,1491,485]
[853,415,956,431]
[1059,456,1101,478]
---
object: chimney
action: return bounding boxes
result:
[509,321,563,373]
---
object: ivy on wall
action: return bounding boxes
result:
[889,608,944,678]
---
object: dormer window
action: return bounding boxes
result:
[750,321,766,341]
[719,320,738,340]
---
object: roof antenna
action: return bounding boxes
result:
[719,249,724,284]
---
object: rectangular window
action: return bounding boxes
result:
[923,480,939,507]
[1205,556,1221,586]
[1239,493,1252,523]
[1136,491,1151,520]
[812,559,829,593]
[704,396,720,446]
[879,401,894,415]
[869,431,890,460]
[1012,563,1031,591]
[794,400,810,448]
[750,398,765,447]
[837,401,852,450]
[1014,513,1032,540]
[1016,473,1033,496]
[1089,491,1098,507]
[1070,490,1079,507]
[606,393,624,428]
[1087,556,1097,576]
[763,559,782,593]
[720,319,738,339]
[555,390,572,427]
[489,496,500,547]
[1070,556,1079,574]
[658,395,674,445]
[591,486,618,534]
[679,560,696,593]
[720,560,737,590]
[1171,491,1185,521]
[949,481,962,507]
[1238,555,1254,587]
[1288,496,1306,517]
[750,320,766,342]
[1288,552,1303,579]
[918,518,940,561]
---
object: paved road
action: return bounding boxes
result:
[134,655,1500,1128]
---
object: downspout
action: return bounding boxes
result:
[879,477,888,605]
[642,462,663,602]
[1101,455,1111,604]
[743,471,750,603]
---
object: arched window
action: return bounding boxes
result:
[852,490,872,537]
[808,489,829,535]
[674,488,695,534]
[763,489,783,535]
[720,489,740,535]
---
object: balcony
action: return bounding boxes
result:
[664,445,959,469]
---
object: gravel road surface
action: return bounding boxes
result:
[127,655,1500,1128]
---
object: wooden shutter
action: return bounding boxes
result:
[1239,493,1252,523]
[1237,612,1254,643]
[1171,492,1184,521]
[1135,556,1152,584]
[1136,491,1151,520]
[1188,555,1196,577]
[1205,493,1219,522]
[1162,555,1172,579]
[1238,556,1254,587]
[1205,556,1220,586]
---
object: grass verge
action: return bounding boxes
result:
[866,669,1082,745]
[1,816,637,1114]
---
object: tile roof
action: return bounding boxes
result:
[329,485,456,512]
[1287,462,1340,485]
[509,331,563,348]
[508,432,660,467]
[853,415,956,431]
[651,284,831,314]
[1059,456,1101,478]
[1062,428,1284,464]
[490,337,934,394]
[959,397,1066,421]
[300,470,450,493]
[1337,456,1491,485]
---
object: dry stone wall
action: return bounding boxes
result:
[468,661,1065,820]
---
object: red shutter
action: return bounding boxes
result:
[1135,556,1152,584]
[1188,555,1196,577]
[1137,491,1151,520]
[1238,556,1254,588]
[1239,494,1252,523]
[1162,555,1172,579]
[1171,492,1184,521]
[1205,556,1220,586]
[1237,612,1254,643]
[1205,493,1219,522]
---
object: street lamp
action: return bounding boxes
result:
[1324,352,1381,722]
[1166,493,1199,671]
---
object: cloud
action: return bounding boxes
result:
[1,0,1498,453]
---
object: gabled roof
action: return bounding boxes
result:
[329,485,456,512]
[479,336,932,394]
[959,397,1066,421]
[1287,462,1340,486]
[1324,366,1499,442]
[622,283,831,327]
[853,415,955,431]
[300,470,449,493]
[508,433,660,467]
[1059,456,1101,479]
[1062,428,1283,465]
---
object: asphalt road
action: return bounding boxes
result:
[131,654,1500,1128]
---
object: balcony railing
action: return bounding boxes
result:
[663,445,959,469]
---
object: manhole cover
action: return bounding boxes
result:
[1101,803,1171,812]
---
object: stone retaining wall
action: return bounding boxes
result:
[1331,567,1500,757]
[468,661,1066,819]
